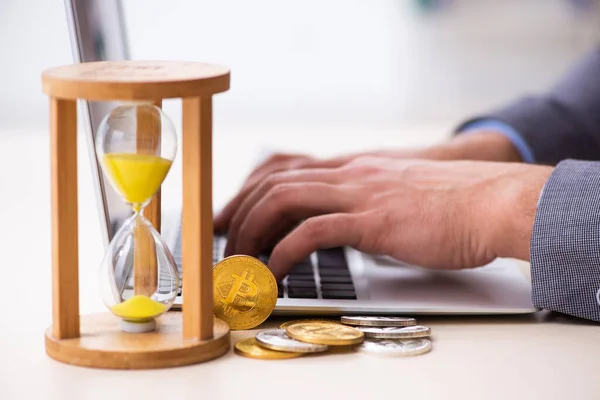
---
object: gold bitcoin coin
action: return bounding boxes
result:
[213,255,277,330]
[279,319,339,330]
[285,321,364,346]
[234,338,304,360]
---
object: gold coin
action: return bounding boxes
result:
[285,321,364,346]
[213,255,277,330]
[279,319,339,330]
[234,338,304,360]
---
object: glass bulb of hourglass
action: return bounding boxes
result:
[95,103,179,332]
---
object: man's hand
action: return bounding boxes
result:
[220,156,552,281]
[214,131,522,234]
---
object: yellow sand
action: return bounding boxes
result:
[110,295,167,321]
[102,153,172,207]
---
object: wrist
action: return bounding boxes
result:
[434,131,524,162]
[487,164,553,261]
[319,130,524,166]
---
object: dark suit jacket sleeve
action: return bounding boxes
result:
[531,160,600,321]
[455,47,600,165]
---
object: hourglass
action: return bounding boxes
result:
[96,103,178,333]
[42,61,231,369]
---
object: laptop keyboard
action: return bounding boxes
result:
[173,233,356,300]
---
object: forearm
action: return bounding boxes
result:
[311,131,524,167]
[430,132,523,163]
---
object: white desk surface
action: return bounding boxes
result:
[1,127,599,400]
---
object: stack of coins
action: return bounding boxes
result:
[213,255,433,359]
[234,316,432,360]
[341,316,432,357]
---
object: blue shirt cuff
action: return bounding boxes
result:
[459,119,535,163]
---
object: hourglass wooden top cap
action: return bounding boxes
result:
[42,60,230,101]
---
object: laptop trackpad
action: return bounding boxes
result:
[357,253,533,312]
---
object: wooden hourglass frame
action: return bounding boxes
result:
[42,61,231,369]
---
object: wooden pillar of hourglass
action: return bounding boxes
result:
[42,61,231,369]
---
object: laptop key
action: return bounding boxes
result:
[277,283,283,298]
[319,268,351,277]
[292,258,312,266]
[317,248,347,269]
[321,283,355,291]
[287,275,316,282]
[287,280,317,289]
[322,290,357,300]
[289,273,314,279]
[320,276,353,284]
[289,264,313,274]
[288,289,318,299]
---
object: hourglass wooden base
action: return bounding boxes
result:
[45,313,230,369]
[42,61,231,369]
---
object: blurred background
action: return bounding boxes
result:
[2,0,600,134]
[3,0,600,233]
[1,0,600,320]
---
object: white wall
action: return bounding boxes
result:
[1,0,599,132]
[0,1,73,131]
[124,0,600,130]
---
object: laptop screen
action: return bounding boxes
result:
[64,0,134,246]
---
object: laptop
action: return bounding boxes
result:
[64,0,537,316]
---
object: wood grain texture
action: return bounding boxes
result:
[134,100,162,296]
[45,313,230,369]
[182,97,214,341]
[42,61,230,101]
[136,99,162,231]
[50,98,80,340]
[133,220,158,297]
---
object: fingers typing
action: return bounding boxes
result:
[268,213,363,280]
[235,182,353,256]
[224,168,344,255]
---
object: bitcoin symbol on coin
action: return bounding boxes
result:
[218,269,259,317]
[285,321,364,345]
[213,255,278,330]
[295,324,357,339]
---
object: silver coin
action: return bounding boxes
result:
[255,329,329,353]
[358,338,432,356]
[341,316,417,327]
[357,325,431,339]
